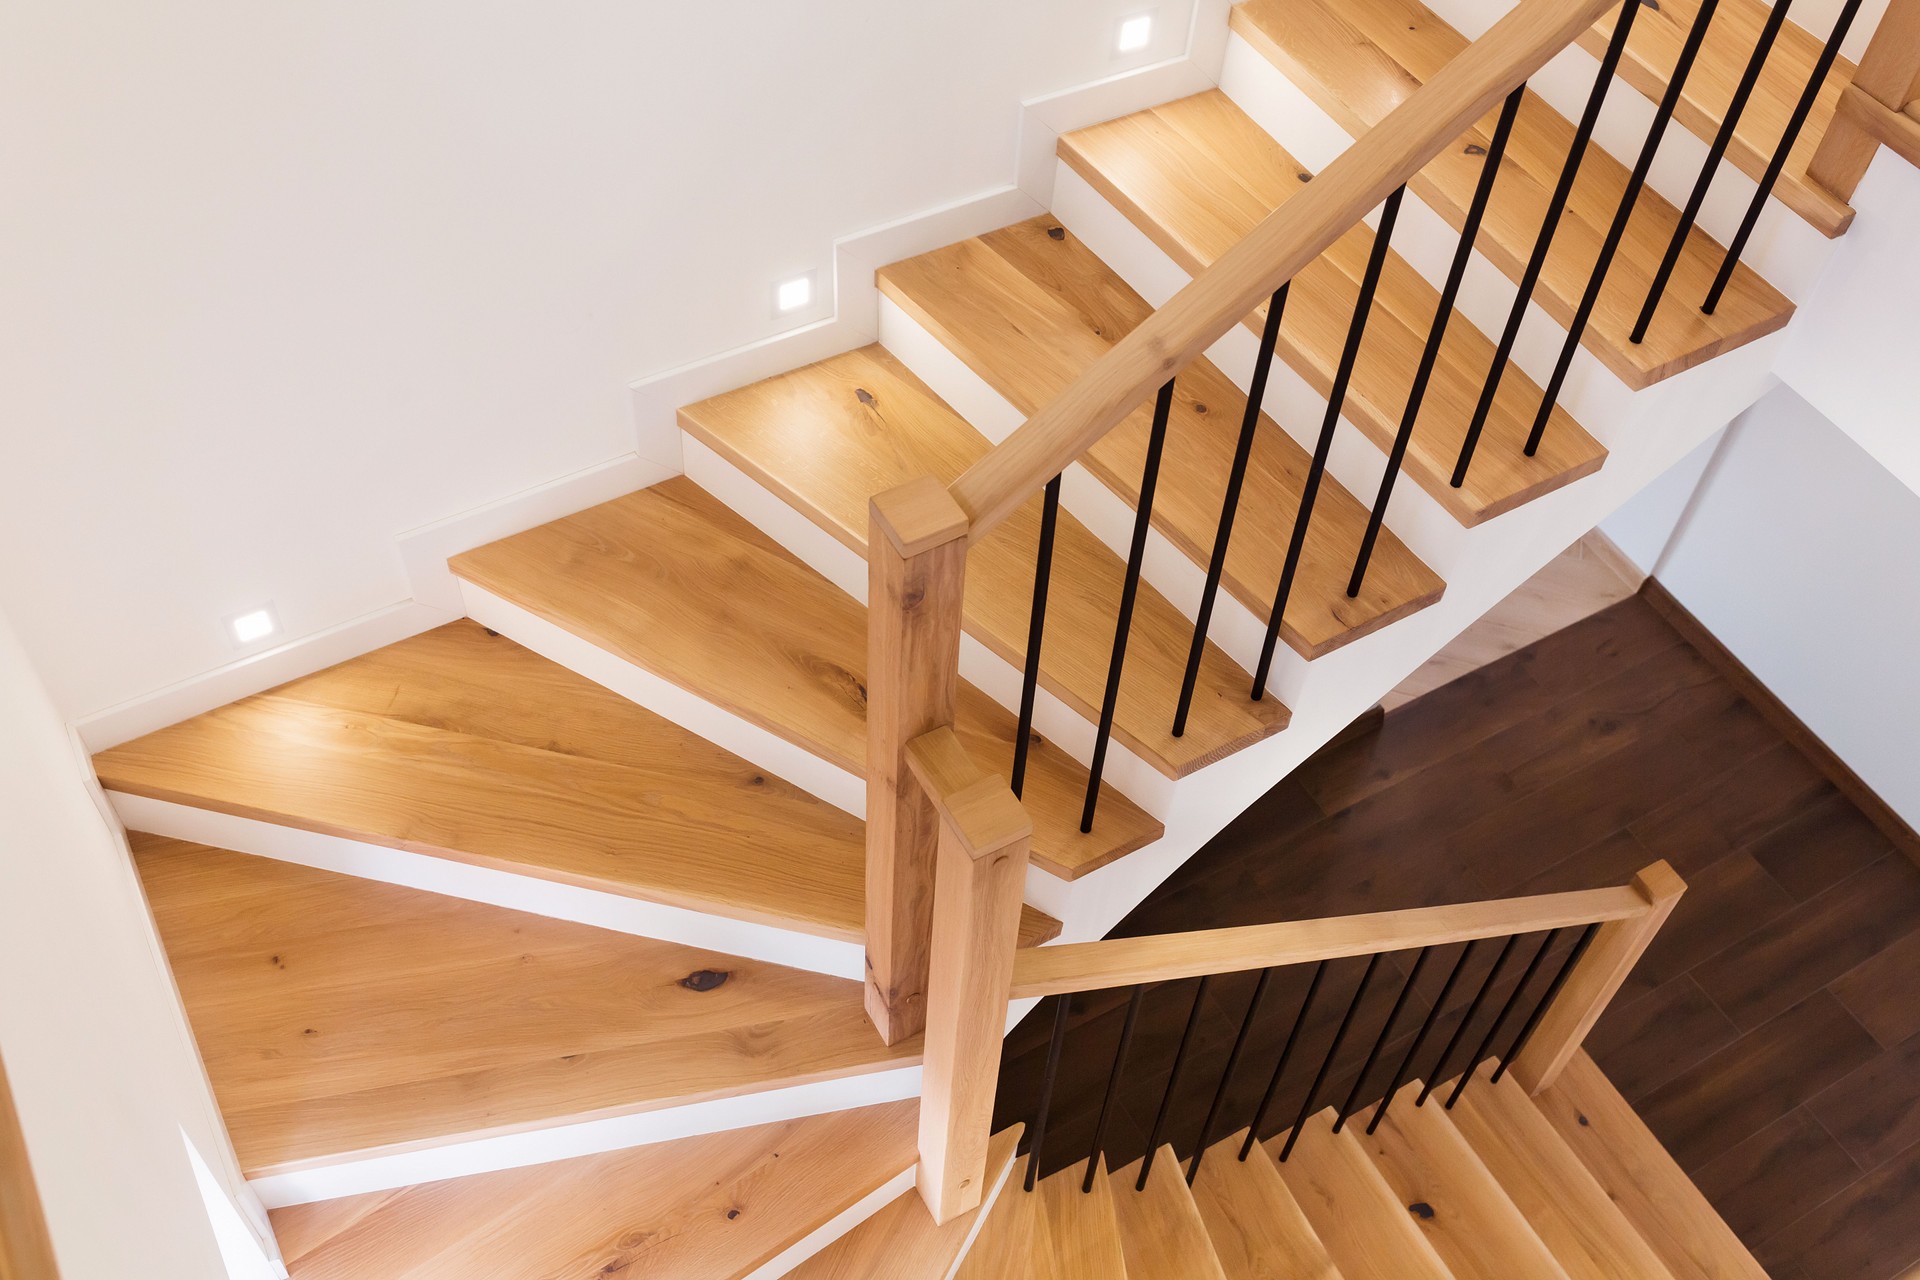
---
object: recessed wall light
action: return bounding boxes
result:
[227,606,279,646]
[1117,13,1154,52]
[775,274,814,314]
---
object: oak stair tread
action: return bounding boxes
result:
[1268,1109,1454,1280]
[1034,1158,1131,1279]
[1446,1063,1679,1280]
[955,1156,1057,1280]
[1232,0,1796,387]
[1050,92,1608,526]
[877,216,1448,661]
[1109,1147,1230,1280]
[1537,1051,1769,1280]
[1356,1082,1571,1279]
[93,621,1060,947]
[786,1125,1024,1279]
[1188,1129,1345,1280]
[268,1099,919,1280]
[131,834,923,1176]
[450,477,1163,880]
[680,344,1288,780]
[1580,0,1856,236]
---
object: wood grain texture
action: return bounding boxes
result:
[1539,1052,1769,1280]
[786,1125,1022,1279]
[681,344,1291,776]
[1109,1147,1230,1280]
[1033,1159,1129,1279]
[93,620,1059,951]
[876,218,1447,656]
[1447,1064,1678,1279]
[1055,92,1608,524]
[132,835,923,1175]
[1234,0,1796,385]
[0,1049,59,1280]
[450,477,1161,880]
[954,1157,1055,1280]
[1358,1081,1571,1279]
[1189,1130,1345,1280]
[269,1100,918,1280]
[1269,1111,1453,1280]
[1581,0,1857,235]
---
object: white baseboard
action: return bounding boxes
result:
[109,792,866,981]
[247,1065,923,1210]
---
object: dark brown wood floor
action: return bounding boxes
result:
[995,593,1920,1280]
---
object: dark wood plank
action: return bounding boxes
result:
[1757,1137,1920,1280]
[1586,974,1743,1101]
[1689,1108,1864,1245]
[1744,789,1894,901]
[1629,739,1832,874]
[1808,1029,1920,1174]
[1829,928,1920,1050]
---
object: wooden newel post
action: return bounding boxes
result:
[905,728,1033,1226]
[865,477,971,1047]
[1510,860,1685,1095]
[1808,0,1920,201]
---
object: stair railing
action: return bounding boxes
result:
[999,863,1683,1208]
[1808,0,1920,198]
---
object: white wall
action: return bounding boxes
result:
[0,607,274,1279]
[0,0,1194,721]
[1643,384,1920,830]
[1775,151,1920,498]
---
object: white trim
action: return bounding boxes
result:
[456,579,868,818]
[247,1066,924,1209]
[109,793,866,981]
[742,1164,919,1280]
[74,600,456,752]
[397,452,677,613]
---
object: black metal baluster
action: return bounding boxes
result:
[1011,474,1062,798]
[1369,939,1482,1134]
[1241,960,1328,1160]
[1278,954,1384,1162]
[1024,995,1074,1191]
[1526,0,1721,456]
[1493,921,1601,1082]
[1083,379,1175,832]
[1452,1,1642,488]
[1703,0,1865,314]
[1174,285,1290,737]
[1446,928,1563,1108]
[1334,947,1432,1132]
[1418,933,1520,1106]
[1252,188,1407,697]
[1083,986,1145,1193]
[1349,89,1523,598]
[1188,969,1276,1185]
[1632,0,1794,342]
[1139,976,1212,1189]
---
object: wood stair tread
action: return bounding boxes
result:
[1357,1082,1570,1279]
[269,1099,919,1280]
[1034,1158,1130,1279]
[132,834,923,1176]
[1538,1051,1768,1280]
[1446,1064,1678,1280]
[955,1156,1057,1279]
[1188,1129,1345,1280]
[1268,1109,1454,1280]
[1232,0,1796,388]
[451,477,1162,880]
[786,1125,1023,1279]
[1109,1147,1230,1280]
[1580,0,1856,237]
[93,621,1059,947]
[680,344,1287,780]
[1050,93,1606,526]
[877,217,1447,661]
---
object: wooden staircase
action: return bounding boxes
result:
[71,0,1909,1270]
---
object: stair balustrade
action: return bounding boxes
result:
[1808,0,1920,196]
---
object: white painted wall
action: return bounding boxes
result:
[0,607,276,1279]
[0,0,1195,722]
[1634,384,1920,830]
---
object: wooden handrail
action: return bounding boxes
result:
[0,1049,60,1280]
[946,0,1623,541]
[1007,883,1653,999]
[1809,0,1920,198]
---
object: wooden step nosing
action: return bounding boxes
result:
[740,1160,921,1280]
[246,1065,925,1211]
[107,791,873,977]
[455,577,870,816]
